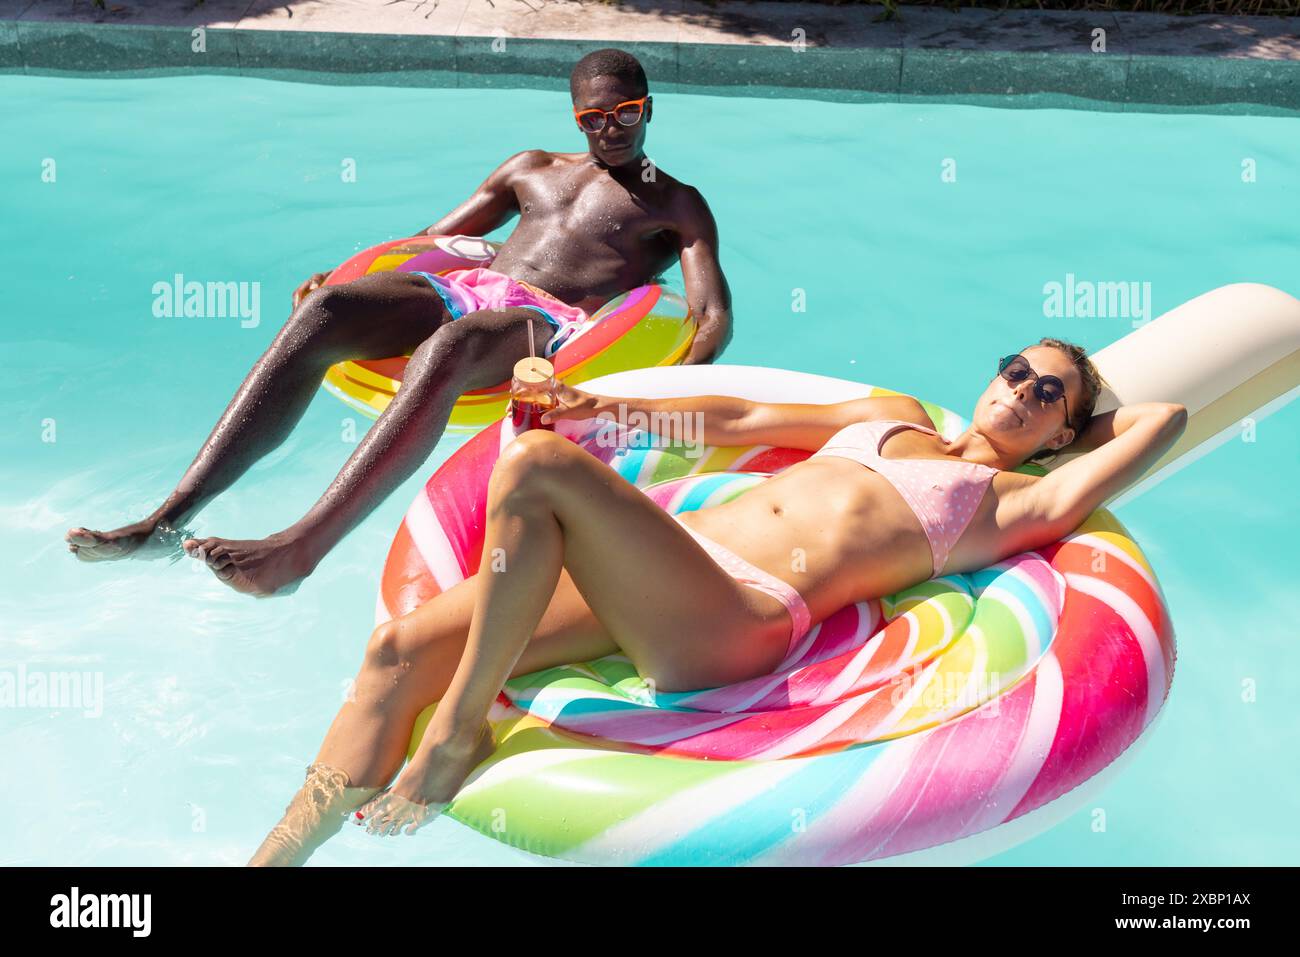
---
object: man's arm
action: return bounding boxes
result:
[292,151,544,307]
[420,150,548,237]
[674,186,732,365]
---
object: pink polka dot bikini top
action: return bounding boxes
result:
[810,419,1000,578]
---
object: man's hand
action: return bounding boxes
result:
[292,270,334,308]
[674,187,732,366]
[680,307,732,365]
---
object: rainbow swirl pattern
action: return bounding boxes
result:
[383,386,1175,865]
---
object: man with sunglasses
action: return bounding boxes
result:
[67,48,733,599]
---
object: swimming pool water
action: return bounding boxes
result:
[2,74,1297,866]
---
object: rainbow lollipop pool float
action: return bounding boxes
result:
[376,282,1300,864]
[382,370,1173,865]
[321,234,695,430]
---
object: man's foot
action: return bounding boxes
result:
[182,531,315,597]
[66,517,183,562]
[355,722,496,837]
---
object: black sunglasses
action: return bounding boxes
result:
[997,354,1071,427]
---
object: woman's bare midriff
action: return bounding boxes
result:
[673,457,942,621]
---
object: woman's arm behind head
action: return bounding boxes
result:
[1025,402,1189,534]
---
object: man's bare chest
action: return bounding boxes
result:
[516,175,669,238]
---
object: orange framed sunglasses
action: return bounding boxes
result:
[573,96,650,133]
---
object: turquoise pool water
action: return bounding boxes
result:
[2,74,1297,866]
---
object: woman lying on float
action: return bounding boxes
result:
[249,338,1186,865]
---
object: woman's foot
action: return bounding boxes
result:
[66,516,182,561]
[182,530,316,597]
[355,722,496,837]
[248,764,380,867]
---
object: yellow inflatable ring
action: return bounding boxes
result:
[320,234,696,431]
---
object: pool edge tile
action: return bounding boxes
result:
[234,28,457,86]
[677,41,902,96]
[1125,53,1300,113]
[451,34,674,92]
[16,20,240,73]
[901,48,1130,107]
[0,17,19,72]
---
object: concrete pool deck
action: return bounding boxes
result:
[2,0,1298,113]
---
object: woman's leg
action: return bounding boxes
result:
[247,567,619,866]
[358,429,791,836]
[320,569,621,785]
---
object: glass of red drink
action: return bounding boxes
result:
[509,357,557,432]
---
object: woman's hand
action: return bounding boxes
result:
[292,270,334,308]
[540,383,608,425]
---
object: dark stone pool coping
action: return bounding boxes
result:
[2,1,1298,115]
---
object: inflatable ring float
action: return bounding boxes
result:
[376,281,1300,865]
[320,234,696,430]
[381,367,1176,866]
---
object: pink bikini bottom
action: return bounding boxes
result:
[673,515,812,659]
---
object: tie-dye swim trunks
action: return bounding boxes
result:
[406,267,591,359]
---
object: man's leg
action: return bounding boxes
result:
[183,305,552,596]
[66,272,455,562]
